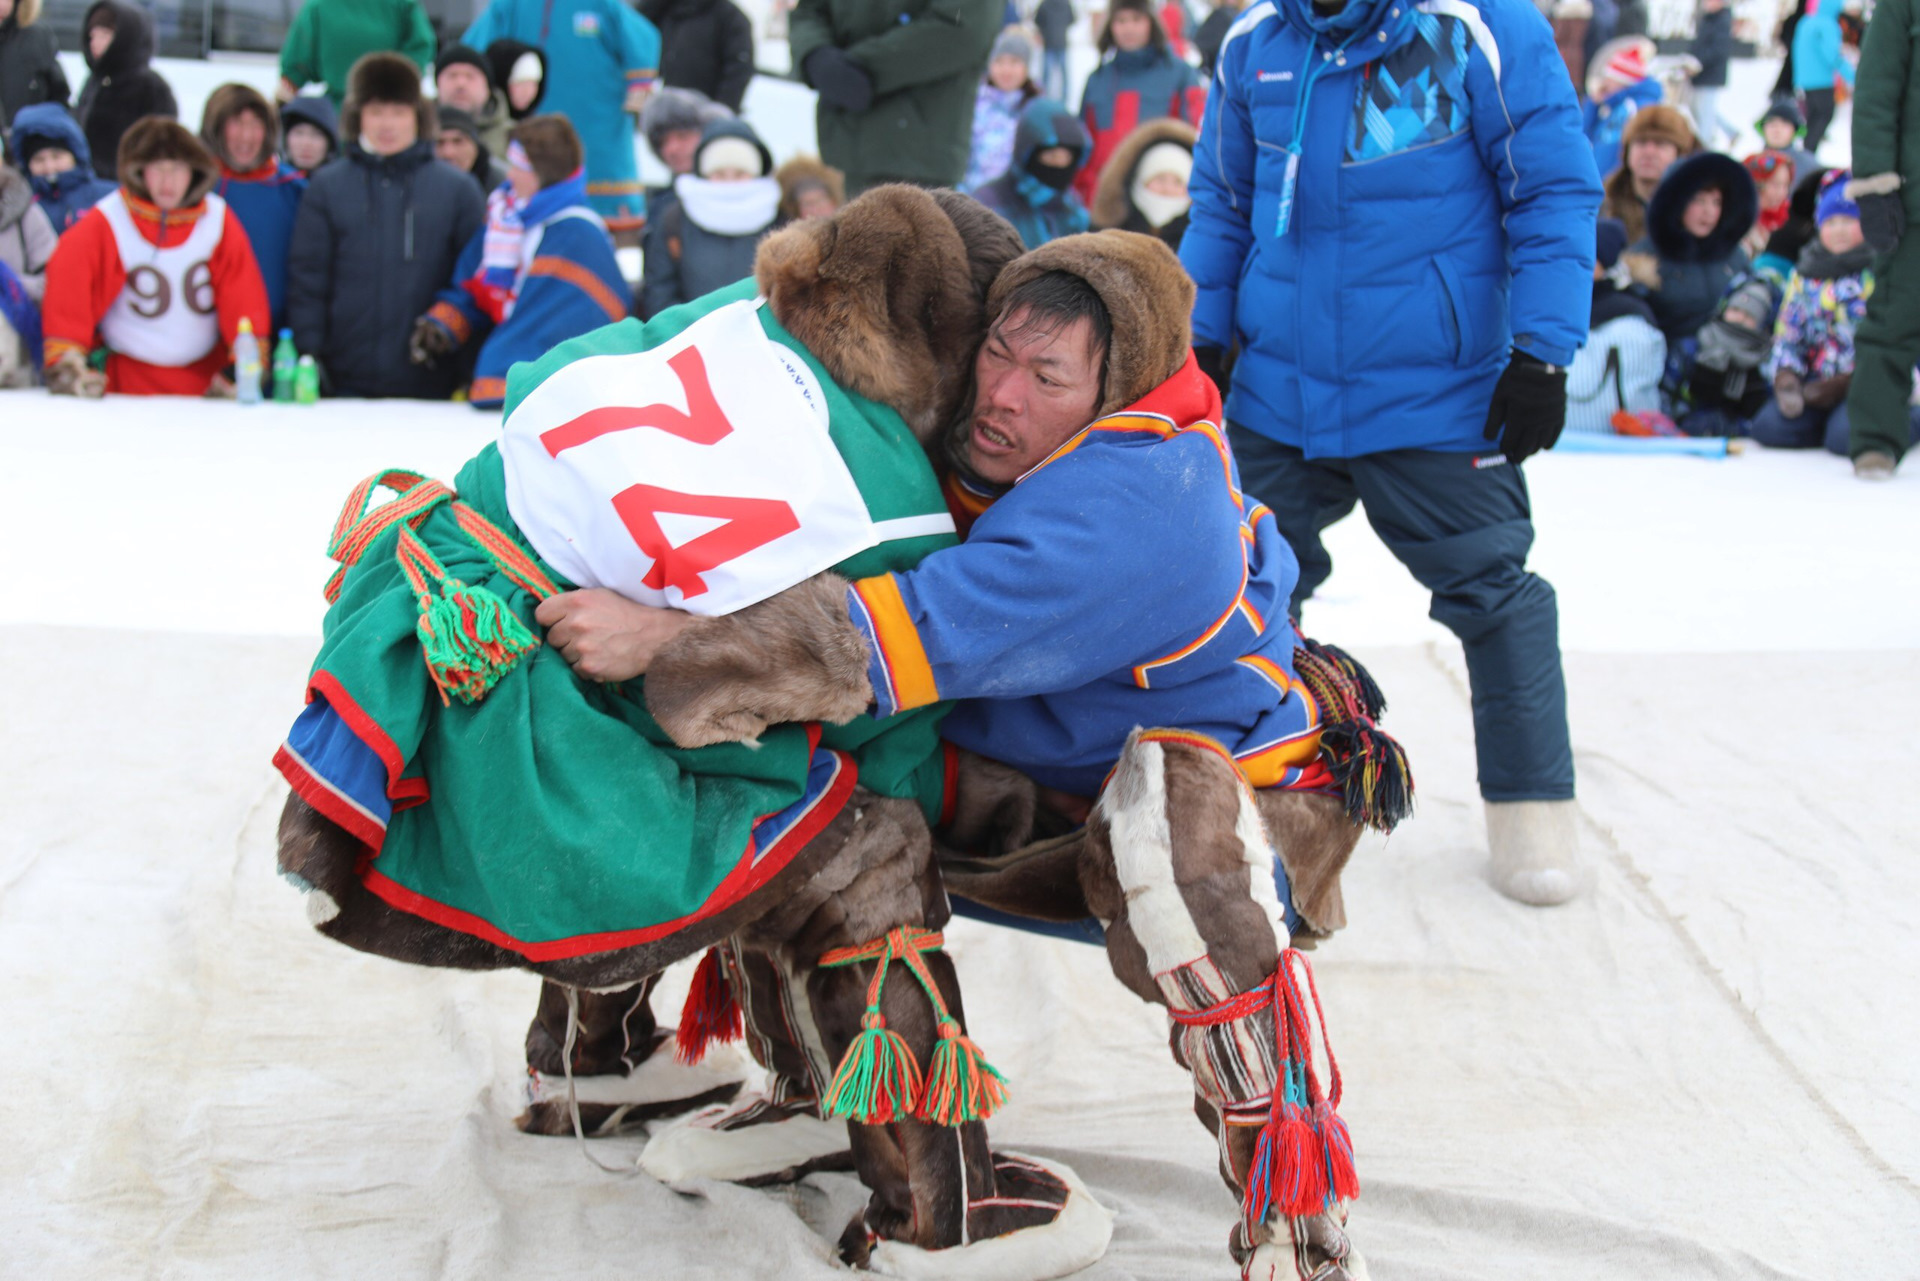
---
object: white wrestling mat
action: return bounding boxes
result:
[3,392,1917,1278]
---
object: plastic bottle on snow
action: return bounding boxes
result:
[233,318,262,404]
[272,329,298,402]
[294,355,320,405]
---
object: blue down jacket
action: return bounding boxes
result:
[1182,0,1601,457]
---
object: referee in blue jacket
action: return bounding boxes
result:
[1181,0,1600,906]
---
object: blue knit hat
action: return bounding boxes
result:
[1816,173,1860,227]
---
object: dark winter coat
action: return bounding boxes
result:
[640,0,755,111]
[788,0,1003,191]
[1073,43,1204,203]
[0,0,69,130]
[1626,150,1756,343]
[1035,0,1074,50]
[1853,0,1920,220]
[75,1,177,181]
[286,139,485,398]
[8,102,117,231]
[1194,3,1234,75]
[280,95,340,175]
[1689,5,1732,87]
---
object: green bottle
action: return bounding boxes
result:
[272,328,298,402]
[294,355,320,404]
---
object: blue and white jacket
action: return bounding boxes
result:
[1181,0,1600,458]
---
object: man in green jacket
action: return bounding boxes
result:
[788,0,1003,196]
[1845,0,1920,480]
[277,0,437,110]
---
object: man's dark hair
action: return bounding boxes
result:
[992,270,1112,390]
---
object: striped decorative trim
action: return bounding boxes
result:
[1235,728,1325,789]
[468,375,508,405]
[849,575,939,715]
[529,254,628,322]
[1131,547,1250,688]
[1236,654,1293,695]
[425,300,471,346]
[43,337,88,367]
[587,178,646,196]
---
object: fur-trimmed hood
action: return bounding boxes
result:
[775,154,844,221]
[1090,117,1196,230]
[117,117,219,209]
[201,82,280,172]
[342,51,434,142]
[754,184,1024,444]
[1646,150,1757,262]
[987,230,1193,416]
[82,0,156,77]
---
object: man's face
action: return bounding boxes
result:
[1109,9,1152,50]
[435,128,479,173]
[28,147,76,178]
[1762,119,1796,149]
[1628,138,1679,185]
[144,159,192,210]
[1682,187,1722,238]
[361,101,418,155]
[657,127,700,173]
[222,109,267,170]
[966,308,1104,484]
[437,63,490,113]
[286,122,330,170]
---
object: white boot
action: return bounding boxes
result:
[1485,799,1580,906]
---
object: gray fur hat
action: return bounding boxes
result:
[641,87,733,158]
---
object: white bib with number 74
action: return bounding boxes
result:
[501,299,888,616]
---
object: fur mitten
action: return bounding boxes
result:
[45,349,106,398]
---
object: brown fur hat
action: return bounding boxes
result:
[774,154,845,221]
[200,82,280,170]
[755,183,1023,443]
[1090,117,1197,230]
[342,51,435,142]
[509,114,582,186]
[117,117,219,208]
[1618,104,1699,161]
[987,230,1194,416]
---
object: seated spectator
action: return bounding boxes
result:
[1566,217,1667,434]
[484,40,547,122]
[1755,99,1818,184]
[1740,149,1794,258]
[1681,273,1778,436]
[1089,116,1195,249]
[9,104,117,233]
[201,84,306,326]
[1074,0,1203,204]
[0,0,70,127]
[640,0,753,112]
[1599,104,1698,244]
[964,30,1040,193]
[1754,161,1831,282]
[635,118,778,319]
[281,95,339,176]
[0,159,56,301]
[435,44,509,157]
[277,0,435,110]
[1624,150,1755,344]
[42,118,269,397]
[1751,180,1914,453]
[774,154,842,221]
[286,52,485,399]
[75,1,176,181]
[971,99,1090,249]
[435,106,508,196]
[1583,43,1662,178]
[412,115,625,408]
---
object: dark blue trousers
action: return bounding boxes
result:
[1229,427,1575,802]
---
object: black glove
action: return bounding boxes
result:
[1482,349,1566,464]
[1194,346,1232,401]
[1856,190,1906,257]
[803,46,875,113]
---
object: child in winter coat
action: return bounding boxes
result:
[74,1,176,181]
[201,83,307,326]
[8,103,116,233]
[1750,180,1909,453]
[1625,150,1756,343]
[1089,116,1194,249]
[1755,99,1818,185]
[276,0,436,110]
[42,118,270,397]
[638,85,730,221]
[1680,272,1778,435]
[1567,217,1667,433]
[281,95,339,175]
[963,29,1039,193]
[775,154,842,221]
[0,0,69,127]
[1582,42,1663,178]
[635,118,779,318]
[0,160,55,301]
[970,98,1090,250]
[1074,0,1203,204]
[411,115,626,408]
[1754,160,1830,281]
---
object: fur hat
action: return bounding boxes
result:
[117,117,218,208]
[200,82,279,171]
[509,115,582,187]
[435,43,493,89]
[1099,0,1170,53]
[755,184,1024,443]
[1091,117,1196,229]
[641,87,733,157]
[775,154,845,221]
[343,51,434,141]
[1619,104,1698,158]
[987,230,1193,416]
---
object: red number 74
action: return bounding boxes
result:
[539,346,802,601]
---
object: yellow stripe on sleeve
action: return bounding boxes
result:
[852,574,940,711]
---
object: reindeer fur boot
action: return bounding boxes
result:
[1486,798,1581,906]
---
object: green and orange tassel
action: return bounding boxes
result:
[917,1018,1009,1125]
[822,1010,922,1124]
